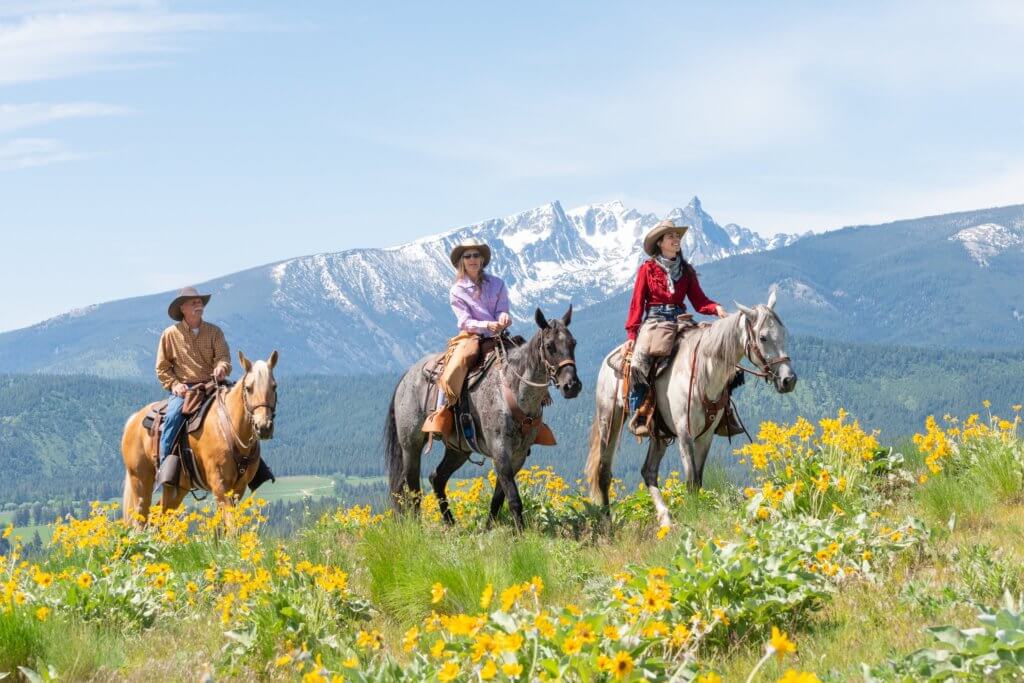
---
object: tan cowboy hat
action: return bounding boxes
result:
[643,219,690,256]
[168,286,212,321]
[449,239,491,269]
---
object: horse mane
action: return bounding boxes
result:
[678,312,746,389]
[506,326,548,391]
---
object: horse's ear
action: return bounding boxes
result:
[267,350,278,369]
[561,304,573,326]
[534,308,549,329]
[767,287,778,310]
[735,301,757,320]
[238,350,252,373]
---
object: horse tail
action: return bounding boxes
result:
[584,402,604,502]
[383,383,404,502]
[121,470,133,524]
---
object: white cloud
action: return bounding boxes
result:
[0,102,130,134]
[0,8,229,86]
[0,138,81,170]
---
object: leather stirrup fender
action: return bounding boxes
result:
[532,422,557,446]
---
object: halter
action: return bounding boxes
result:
[737,311,791,382]
[497,331,577,390]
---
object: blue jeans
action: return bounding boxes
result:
[159,393,187,463]
[627,306,685,411]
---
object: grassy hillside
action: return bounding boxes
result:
[3,335,1024,505]
[1,407,1021,680]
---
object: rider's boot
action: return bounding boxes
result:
[155,452,182,489]
[248,458,276,492]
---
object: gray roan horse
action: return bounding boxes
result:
[385,307,582,531]
[584,290,796,529]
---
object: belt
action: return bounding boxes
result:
[647,305,685,318]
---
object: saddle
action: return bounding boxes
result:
[610,321,747,441]
[141,381,222,463]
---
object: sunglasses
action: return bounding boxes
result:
[462,252,482,260]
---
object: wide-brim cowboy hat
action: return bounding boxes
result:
[643,219,690,256]
[449,239,492,269]
[168,286,212,321]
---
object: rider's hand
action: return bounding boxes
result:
[172,382,187,397]
[624,339,635,353]
[715,305,728,319]
[213,366,227,382]
[497,312,511,329]
[486,321,501,333]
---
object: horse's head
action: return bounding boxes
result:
[735,289,797,394]
[534,305,582,399]
[238,349,279,438]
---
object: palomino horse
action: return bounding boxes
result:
[585,291,796,528]
[121,350,279,526]
[384,307,582,532]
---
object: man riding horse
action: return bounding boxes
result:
[154,286,274,490]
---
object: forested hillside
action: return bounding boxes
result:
[3,335,1023,504]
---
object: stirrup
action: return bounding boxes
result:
[628,412,650,437]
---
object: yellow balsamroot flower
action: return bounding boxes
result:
[356,630,383,651]
[274,654,292,667]
[534,612,556,638]
[437,660,460,682]
[35,606,51,622]
[430,582,446,604]
[671,623,691,647]
[76,572,94,590]
[342,656,358,668]
[479,659,498,680]
[696,674,723,683]
[480,583,493,610]
[501,662,523,677]
[430,639,449,659]
[608,651,635,680]
[561,635,583,655]
[770,626,797,659]
[656,526,671,540]
[402,626,419,652]
[777,671,822,683]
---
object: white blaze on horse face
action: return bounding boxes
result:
[247,360,276,433]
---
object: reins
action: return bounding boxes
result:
[214,377,276,478]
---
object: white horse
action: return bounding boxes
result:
[584,290,796,528]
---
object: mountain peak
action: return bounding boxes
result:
[688,196,703,210]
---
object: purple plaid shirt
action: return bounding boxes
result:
[450,275,511,337]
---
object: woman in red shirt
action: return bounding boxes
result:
[625,220,728,435]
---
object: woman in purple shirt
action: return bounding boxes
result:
[422,238,512,436]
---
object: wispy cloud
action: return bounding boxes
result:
[0,138,80,170]
[0,102,130,134]
[0,7,229,86]
[0,1,229,171]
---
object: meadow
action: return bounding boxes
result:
[1,405,1022,682]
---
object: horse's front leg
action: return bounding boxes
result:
[641,437,672,529]
[674,427,699,492]
[486,486,506,530]
[693,433,715,489]
[493,454,525,533]
[429,448,469,526]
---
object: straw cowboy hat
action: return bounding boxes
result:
[643,219,690,256]
[167,286,212,321]
[449,239,492,269]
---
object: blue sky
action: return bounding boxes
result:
[2,1,1024,332]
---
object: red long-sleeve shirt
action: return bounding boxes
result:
[625,260,720,340]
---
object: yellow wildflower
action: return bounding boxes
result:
[35,606,51,622]
[480,659,497,680]
[770,626,797,659]
[480,583,493,610]
[76,572,94,590]
[777,671,821,683]
[430,582,446,604]
[502,662,523,677]
[438,661,460,682]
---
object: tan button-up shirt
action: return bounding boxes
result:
[155,320,232,391]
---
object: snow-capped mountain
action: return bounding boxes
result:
[948,222,1024,266]
[0,197,798,376]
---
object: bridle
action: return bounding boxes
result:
[497,331,577,390]
[736,310,791,383]
[215,376,277,454]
